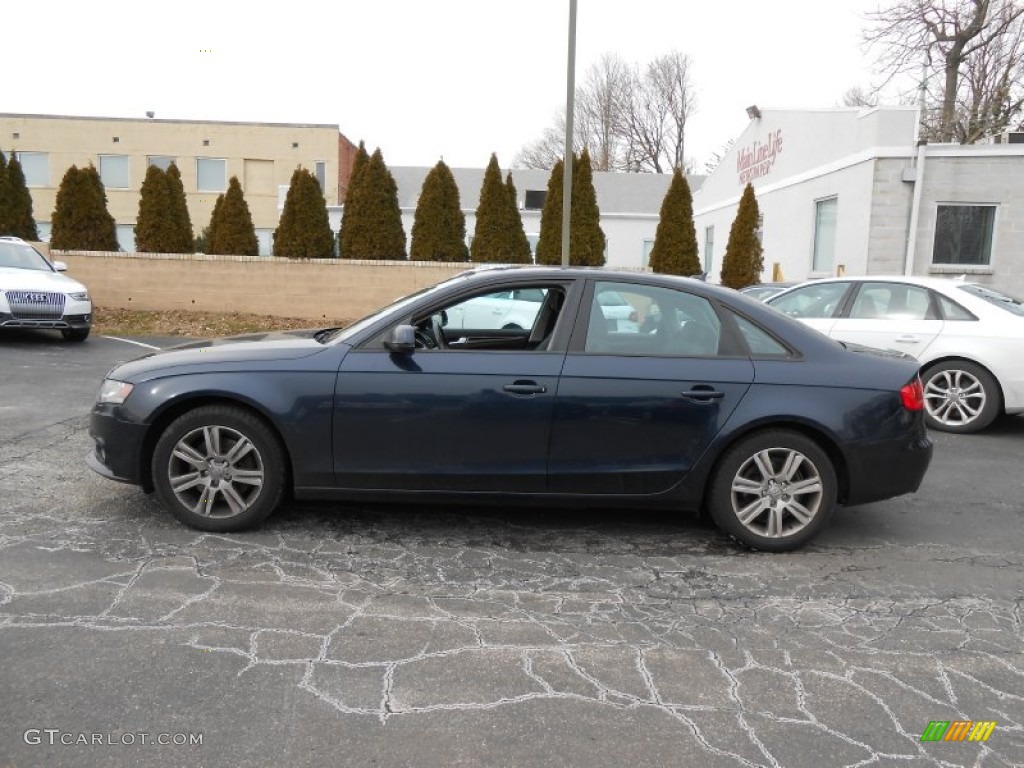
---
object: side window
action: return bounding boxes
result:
[937,294,976,321]
[731,313,791,357]
[769,283,849,319]
[403,284,565,352]
[849,283,934,320]
[585,282,721,357]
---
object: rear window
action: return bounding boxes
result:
[958,284,1024,317]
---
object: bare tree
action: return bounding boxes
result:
[841,85,880,107]
[515,50,697,173]
[703,139,735,175]
[864,0,1024,141]
[948,3,1024,140]
[577,54,631,171]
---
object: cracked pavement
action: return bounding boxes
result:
[1,331,1023,767]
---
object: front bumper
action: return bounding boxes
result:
[87,405,149,487]
[0,311,92,329]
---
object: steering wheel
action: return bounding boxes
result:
[414,327,435,349]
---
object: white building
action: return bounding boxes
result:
[693,106,1024,295]
[384,167,702,269]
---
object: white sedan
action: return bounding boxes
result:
[0,237,92,341]
[447,287,639,333]
[766,275,1024,433]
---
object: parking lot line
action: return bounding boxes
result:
[100,335,162,350]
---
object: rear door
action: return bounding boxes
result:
[827,281,944,359]
[547,280,754,496]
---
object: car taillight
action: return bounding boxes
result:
[900,377,925,411]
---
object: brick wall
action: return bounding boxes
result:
[54,252,468,322]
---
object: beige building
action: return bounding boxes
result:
[0,113,358,255]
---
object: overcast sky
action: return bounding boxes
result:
[8,0,889,171]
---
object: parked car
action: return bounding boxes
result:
[88,267,932,551]
[739,282,795,301]
[0,237,92,341]
[766,275,1024,433]
[449,286,639,333]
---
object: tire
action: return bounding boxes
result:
[707,430,837,552]
[151,405,287,532]
[62,327,90,341]
[502,323,522,330]
[921,360,1001,434]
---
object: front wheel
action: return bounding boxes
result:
[62,327,90,341]
[921,361,1001,433]
[151,405,287,532]
[708,430,837,552]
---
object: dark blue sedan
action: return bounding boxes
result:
[87,267,933,551]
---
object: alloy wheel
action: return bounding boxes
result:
[729,447,823,539]
[167,425,265,518]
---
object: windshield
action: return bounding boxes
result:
[325,272,476,344]
[0,241,53,272]
[958,283,1024,317]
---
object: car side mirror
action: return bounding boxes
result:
[52,260,68,272]
[384,324,416,354]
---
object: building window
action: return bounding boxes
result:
[704,226,715,276]
[524,190,546,210]
[642,239,655,267]
[314,161,326,193]
[812,197,837,273]
[255,229,273,257]
[14,152,49,186]
[99,155,130,189]
[196,158,226,192]
[932,204,995,266]
[148,156,176,171]
[526,234,539,259]
[115,224,135,253]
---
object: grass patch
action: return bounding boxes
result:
[92,307,352,338]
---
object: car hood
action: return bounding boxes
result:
[111,329,330,380]
[0,267,86,293]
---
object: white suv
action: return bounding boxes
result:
[0,237,92,341]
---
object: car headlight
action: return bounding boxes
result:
[69,291,90,301]
[97,379,134,404]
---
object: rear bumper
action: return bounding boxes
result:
[844,434,934,506]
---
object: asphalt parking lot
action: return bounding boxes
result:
[1,328,1023,767]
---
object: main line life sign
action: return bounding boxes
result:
[737,129,783,185]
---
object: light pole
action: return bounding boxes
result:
[561,0,577,268]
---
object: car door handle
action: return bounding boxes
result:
[681,386,725,402]
[894,336,919,343]
[503,381,547,395]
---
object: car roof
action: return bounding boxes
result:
[779,274,976,289]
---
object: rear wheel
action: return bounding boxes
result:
[152,405,287,532]
[921,361,1000,433]
[708,430,837,552]
[62,327,90,341]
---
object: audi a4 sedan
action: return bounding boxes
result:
[0,236,92,340]
[767,275,1024,433]
[88,267,933,551]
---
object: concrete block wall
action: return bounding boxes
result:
[55,252,469,322]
